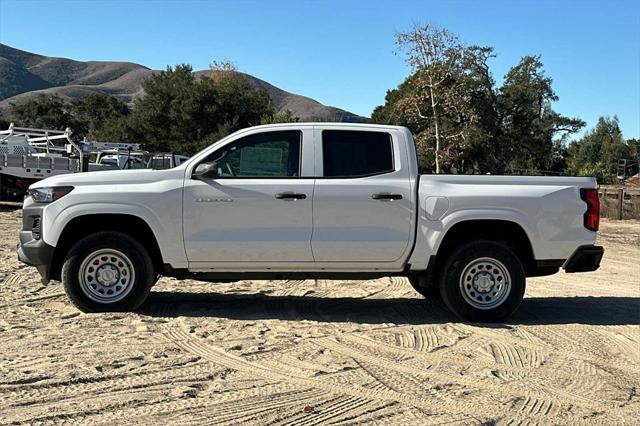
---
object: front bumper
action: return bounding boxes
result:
[563,245,604,273]
[17,235,55,282]
[16,202,54,283]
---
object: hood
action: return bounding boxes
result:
[30,168,183,189]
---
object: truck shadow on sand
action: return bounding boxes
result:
[142,292,640,326]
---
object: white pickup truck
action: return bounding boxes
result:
[17,123,603,321]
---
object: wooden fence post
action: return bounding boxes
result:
[617,189,624,220]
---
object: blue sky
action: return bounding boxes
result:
[1,0,638,139]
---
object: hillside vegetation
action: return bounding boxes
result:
[0,44,364,123]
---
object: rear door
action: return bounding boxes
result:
[311,128,414,264]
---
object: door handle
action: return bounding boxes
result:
[275,192,307,200]
[372,193,403,201]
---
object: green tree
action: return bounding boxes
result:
[628,138,640,156]
[208,61,273,132]
[72,94,130,140]
[372,75,435,169]
[626,138,640,177]
[124,64,209,153]
[497,56,584,174]
[0,111,10,129]
[7,93,131,141]
[125,63,273,155]
[566,116,630,181]
[372,75,416,126]
[392,24,491,173]
[9,94,78,131]
[260,109,299,125]
[374,30,585,175]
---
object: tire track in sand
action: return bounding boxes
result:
[329,331,620,414]
[363,276,409,299]
[161,325,486,418]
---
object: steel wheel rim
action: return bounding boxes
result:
[78,249,135,304]
[459,257,511,310]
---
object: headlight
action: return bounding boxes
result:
[28,186,74,203]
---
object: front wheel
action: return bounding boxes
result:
[407,274,441,300]
[439,241,525,322]
[62,231,155,312]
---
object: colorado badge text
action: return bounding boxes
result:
[195,198,234,203]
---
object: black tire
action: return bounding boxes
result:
[408,274,441,300]
[62,231,155,312]
[438,240,525,322]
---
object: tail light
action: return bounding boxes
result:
[580,188,600,232]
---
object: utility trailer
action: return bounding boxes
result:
[0,124,148,200]
[0,124,82,200]
[1,123,189,200]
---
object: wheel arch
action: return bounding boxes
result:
[418,217,540,282]
[50,213,164,281]
[437,219,535,268]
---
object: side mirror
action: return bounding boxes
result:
[193,161,217,180]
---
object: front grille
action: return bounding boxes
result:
[32,217,41,240]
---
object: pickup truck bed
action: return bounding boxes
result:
[17,123,603,321]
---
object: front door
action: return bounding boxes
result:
[183,129,314,265]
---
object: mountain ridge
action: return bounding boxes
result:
[0,44,367,123]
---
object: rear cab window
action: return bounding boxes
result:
[322,130,394,177]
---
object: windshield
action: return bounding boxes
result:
[101,158,117,166]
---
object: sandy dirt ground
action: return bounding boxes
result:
[1,204,639,425]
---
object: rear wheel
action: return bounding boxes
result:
[439,241,525,322]
[62,231,155,312]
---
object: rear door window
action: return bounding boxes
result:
[322,130,393,177]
